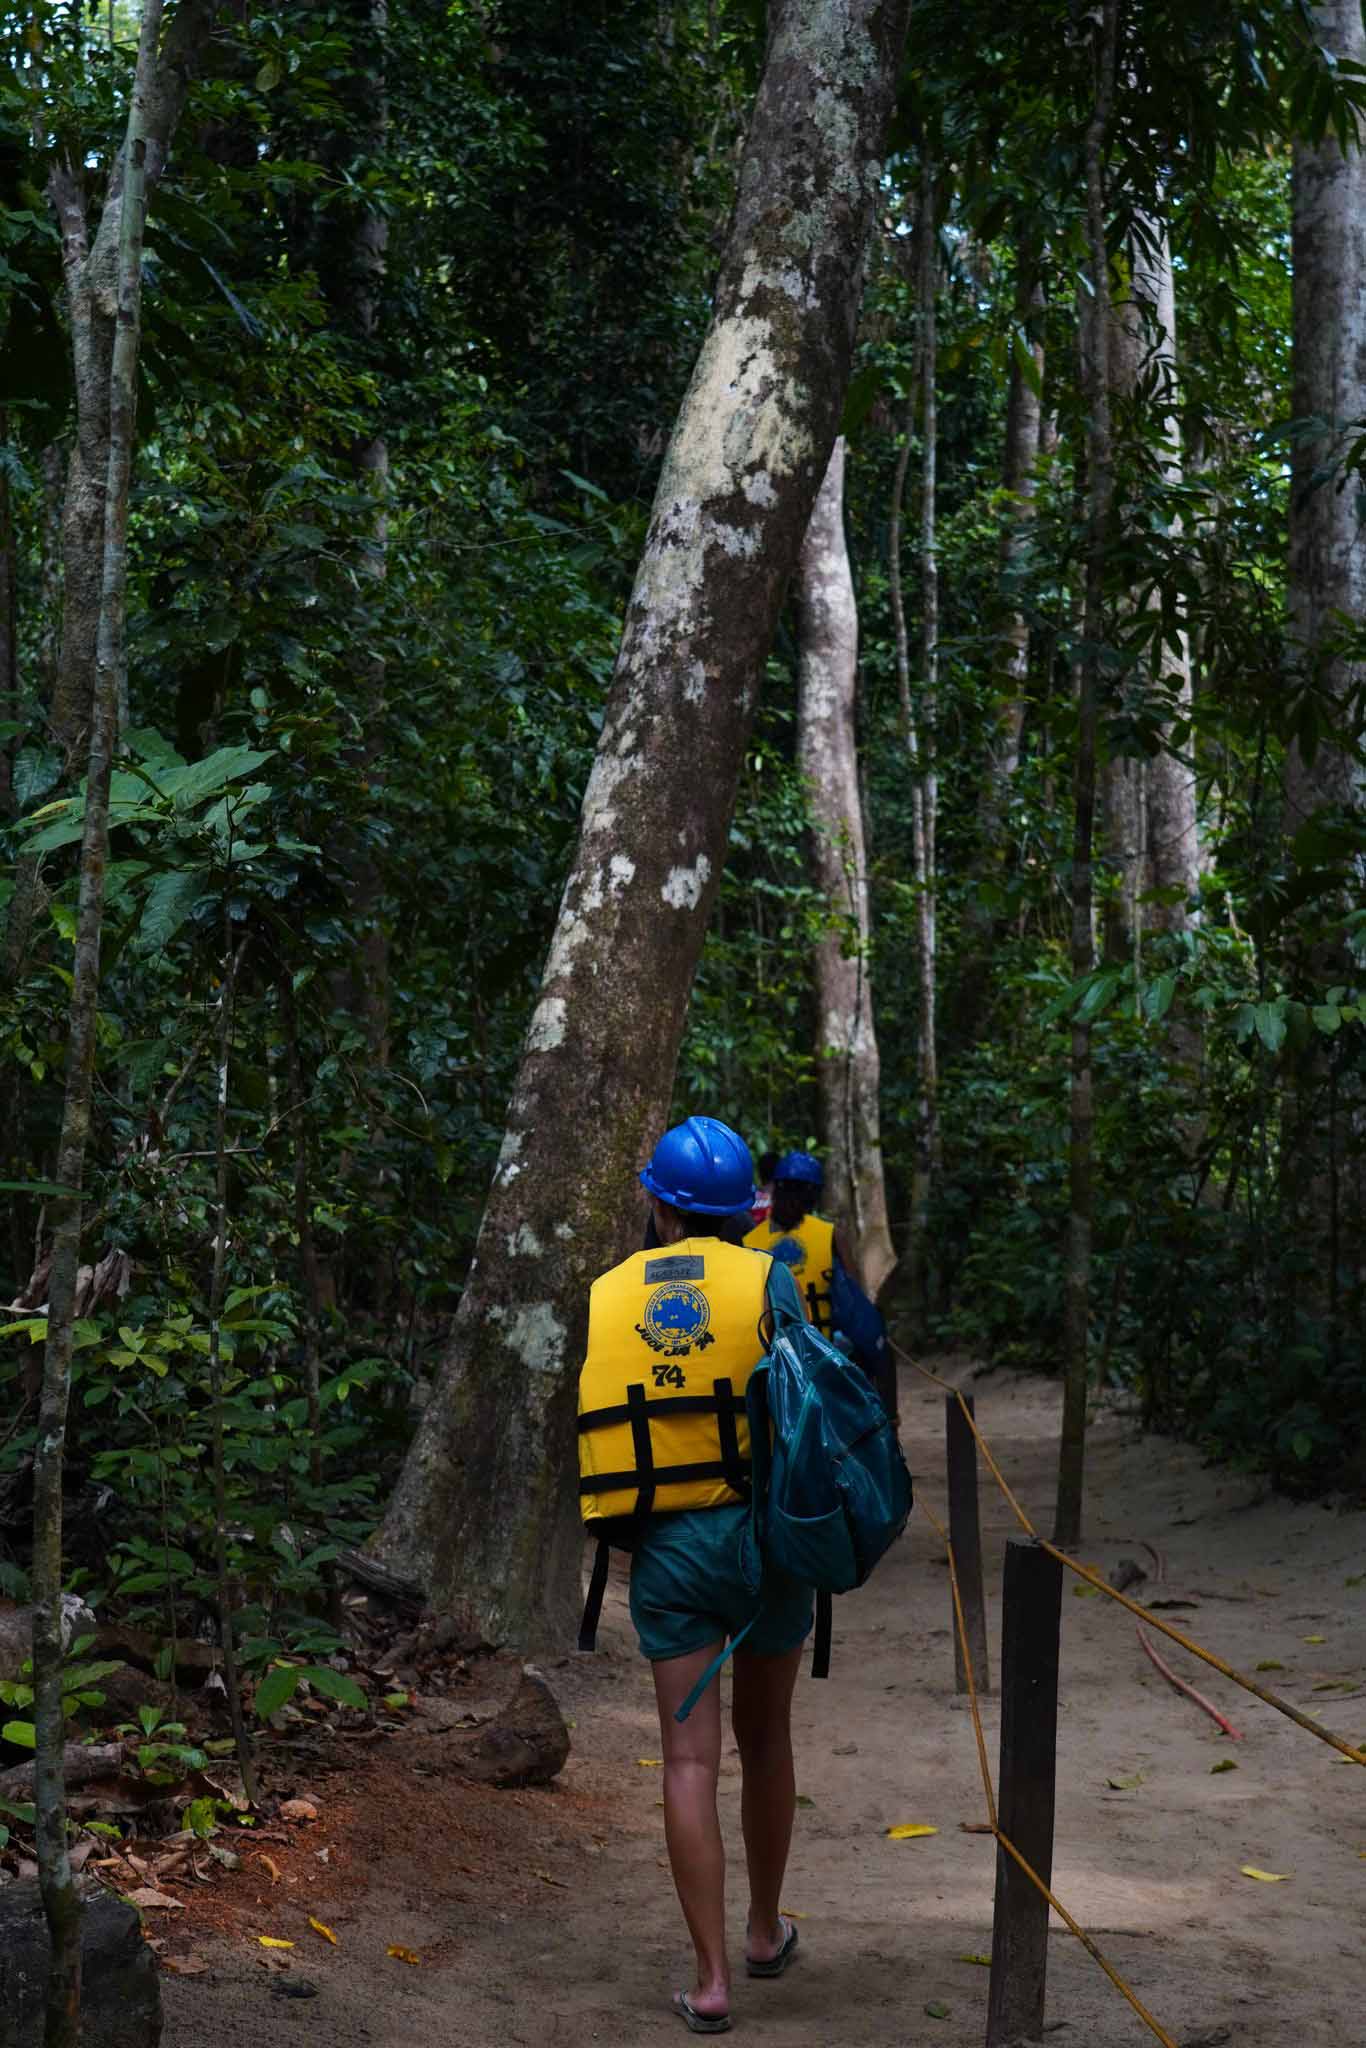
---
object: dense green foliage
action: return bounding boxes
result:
[2,0,1364,1679]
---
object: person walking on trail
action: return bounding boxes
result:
[743,1150,897,1420]
[578,1116,811,2035]
[748,1149,780,1227]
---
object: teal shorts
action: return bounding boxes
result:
[629,1503,814,1664]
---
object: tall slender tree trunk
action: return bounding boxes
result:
[0,416,16,818]
[1101,218,1201,960]
[1140,221,1200,932]
[45,0,219,762]
[955,261,1045,1043]
[1055,0,1118,1552]
[332,0,390,1063]
[796,437,896,1298]
[981,267,1045,829]
[33,5,185,2036]
[1283,0,1366,1348]
[890,162,941,1331]
[370,0,912,1644]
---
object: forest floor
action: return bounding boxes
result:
[160,1359,1366,2047]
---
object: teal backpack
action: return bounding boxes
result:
[677,1303,913,1720]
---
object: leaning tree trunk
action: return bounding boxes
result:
[1055,0,1118,1552]
[370,0,912,1644]
[1283,0,1366,1351]
[796,437,896,1299]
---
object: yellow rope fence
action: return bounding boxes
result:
[892,1342,1366,1770]
[920,1494,1179,2048]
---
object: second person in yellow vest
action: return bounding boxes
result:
[742,1150,851,1335]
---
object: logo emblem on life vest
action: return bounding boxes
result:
[768,1235,807,1274]
[637,1281,715,1358]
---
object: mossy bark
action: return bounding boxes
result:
[372,0,912,1645]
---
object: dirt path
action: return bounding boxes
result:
[165,1361,1366,2046]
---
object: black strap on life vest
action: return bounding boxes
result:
[578,1378,749,1654]
[578,1537,611,1653]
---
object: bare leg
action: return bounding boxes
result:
[731,1643,803,1962]
[652,1643,730,2019]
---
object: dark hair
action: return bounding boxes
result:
[757,1151,780,1182]
[658,1199,751,1245]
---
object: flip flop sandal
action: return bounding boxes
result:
[745,1916,800,1978]
[672,1991,732,2034]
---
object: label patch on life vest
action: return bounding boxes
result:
[768,1235,807,1274]
[644,1255,705,1282]
[636,1280,716,1357]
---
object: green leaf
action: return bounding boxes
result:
[2,1720,36,1748]
[559,468,608,503]
[135,869,207,955]
[1253,1002,1286,1053]
[299,1666,367,1710]
[1210,1759,1238,1774]
[1143,972,1177,1022]
[253,1666,301,1719]
[925,2002,951,2020]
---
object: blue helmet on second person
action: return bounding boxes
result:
[774,1149,823,1189]
[640,1116,756,1217]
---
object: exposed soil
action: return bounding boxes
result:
[161,1359,1366,2046]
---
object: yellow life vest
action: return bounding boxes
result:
[578,1240,771,1524]
[742,1212,836,1332]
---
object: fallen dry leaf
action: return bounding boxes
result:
[1255,1660,1285,1673]
[957,1953,991,1967]
[308,1917,337,1945]
[257,1853,283,1883]
[886,1823,938,1840]
[1239,1866,1290,1883]
[386,1945,421,1966]
[636,1758,663,1768]
[280,1799,319,1823]
[125,1888,183,1911]
[258,1936,295,1949]
[778,1909,808,1920]
[531,1868,568,1888]
[1303,1635,1326,1645]
[959,1822,993,1835]
[163,1957,211,1977]
[1210,1759,1239,1774]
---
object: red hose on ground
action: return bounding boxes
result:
[1137,1625,1244,1740]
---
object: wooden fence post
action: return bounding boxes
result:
[945,1392,990,1694]
[985,1535,1063,2047]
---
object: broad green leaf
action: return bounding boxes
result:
[299,1665,366,1709]
[135,870,207,955]
[2,1720,36,1748]
[254,1666,301,1719]
[1253,1002,1286,1053]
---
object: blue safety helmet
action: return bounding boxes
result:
[774,1149,824,1189]
[640,1116,756,1217]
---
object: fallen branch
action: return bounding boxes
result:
[0,1743,125,1805]
[1136,1627,1243,1740]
